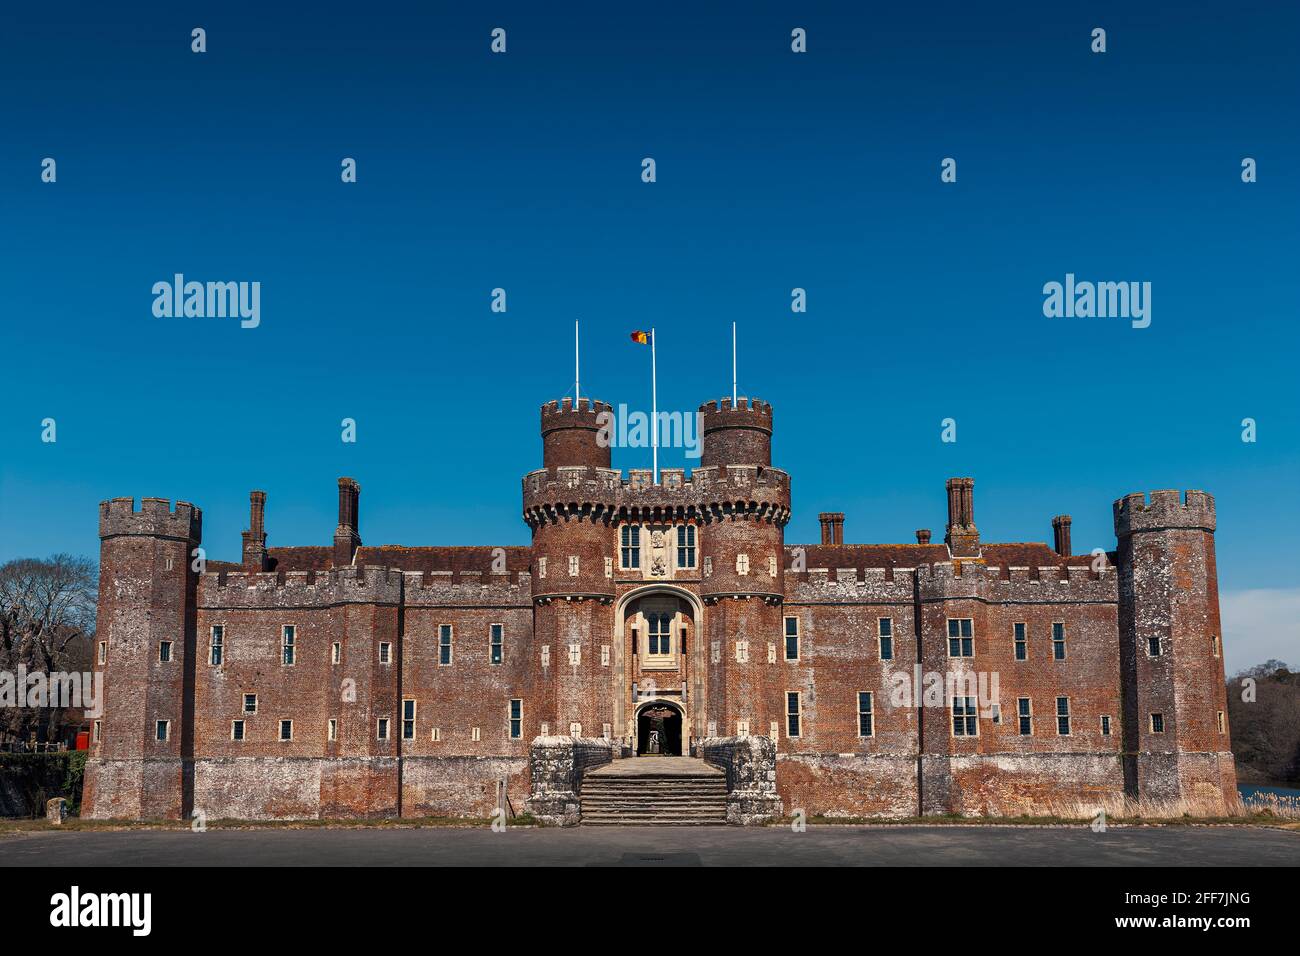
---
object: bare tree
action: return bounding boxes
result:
[0,555,98,746]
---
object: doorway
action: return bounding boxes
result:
[636,703,683,756]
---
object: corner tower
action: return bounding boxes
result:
[1114,489,1236,811]
[83,497,202,820]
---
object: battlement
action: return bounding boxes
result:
[200,565,403,608]
[99,497,202,541]
[917,561,1117,602]
[540,396,612,426]
[698,396,773,420]
[786,566,917,603]
[1113,489,1216,536]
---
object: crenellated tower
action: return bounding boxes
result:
[1114,489,1236,811]
[83,497,202,820]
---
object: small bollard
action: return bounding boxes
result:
[46,797,67,825]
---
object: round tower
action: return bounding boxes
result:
[1113,489,1235,811]
[541,397,612,470]
[699,397,772,468]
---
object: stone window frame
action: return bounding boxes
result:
[98,640,108,665]
[431,726,442,742]
[438,624,454,666]
[331,641,341,665]
[231,719,245,742]
[1147,635,1161,658]
[328,718,338,742]
[92,720,101,743]
[676,524,697,568]
[1100,714,1111,736]
[402,699,416,740]
[1017,697,1033,736]
[472,726,482,741]
[509,698,523,739]
[379,642,392,665]
[208,625,223,666]
[736,719,750,738]
[243,693,257,715]
[155,719,170,742]
[568,555,580,577]
[1013,622,1027,661]
[1211,635,1220,658]
[1055,697,1071,736]
[620,525,641,570]
[1051,622,1067,661]
[879,618,893,661]
[377,717,390,741]
[568,722,581,738]
[951,697,978,737]
[783,616,800,662]
[281,624,296,666]
[279,719,293,741]
[1217,711,1225,734]
[735,640,749,663]
[1149,713,1165,734]
[946,618,974,658]
[858,691,874,737]
[786,691,802,738]
[158,640,173,663]
[489,623,504,665]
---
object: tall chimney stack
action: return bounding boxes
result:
[818,512,844,545]
[241,490,268,571]
[916,529,931,544]
[1052,514,1072,556]
[333,477,362,567]
[944,477,980,557]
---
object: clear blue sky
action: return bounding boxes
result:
[1,0,1296,632]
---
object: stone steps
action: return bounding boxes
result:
[580,773,728,826]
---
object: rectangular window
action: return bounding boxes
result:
[568,643,581,665]
[379,642,391,664]
[1056,697,1071,736]
[736,720,749,738]
[1150,712,1164,734]
[1017,697,1032,735]
[1212,635,1220,658]
[1052,622,1066,660]
[990,704,1001,725]
[282,625,296,665]
[509,699,522,739]
[93,720,101,743]
[676,525,696,567]
[648,612,671,656]
[1217,711,1225,734]
[244,693,257,714]
[490,623,504,665]
[1101,715,1111,736]
[566,723,578,739]
[331,642,341,665]
[159,640,172,663]
[231,720,245,741]
[98,641,108,665]
[155,719,169,741]
[878,618,893,660]
[1148,635,1161,657]
[786,692,801,738]
[439,625,453,665]
[783,617,799,661]
[1013,622,1026,661]
[431,727,441,742]
[947,619,974,657]
[620,525,640,568]
[279,719,293,741]
[402,699,416,740]
[952,697,978,736]
[209,626,223,665]
[735,640,749,663]
[377,718,390,741]
[858,692,874,737]
[328,718,337,741]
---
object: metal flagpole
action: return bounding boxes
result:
[574,320,580,402]
[732,321,737,404]
[651,326,658,484]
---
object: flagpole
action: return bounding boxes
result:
[732,322,737,404]
[574,320,580,403]
[650,327,658,484]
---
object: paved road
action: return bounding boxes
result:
[2,825,1297,866]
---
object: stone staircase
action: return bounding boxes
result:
[580,757,728,826]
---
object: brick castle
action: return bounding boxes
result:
[83,395,1237,821]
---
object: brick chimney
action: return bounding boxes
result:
[241,490,268,571]
[333,477,361,567]
[916,529,931,544]
[1052,514,1072,556]
[944,477,980,557]
[818,512,844,545]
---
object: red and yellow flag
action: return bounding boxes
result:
[629,330,650,345]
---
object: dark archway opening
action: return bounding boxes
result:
[637,705,683,756]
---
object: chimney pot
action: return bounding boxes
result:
[916,529,931,544]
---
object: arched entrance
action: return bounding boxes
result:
[636,700,684,756]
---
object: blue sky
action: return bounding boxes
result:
[1,2,1296,668]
